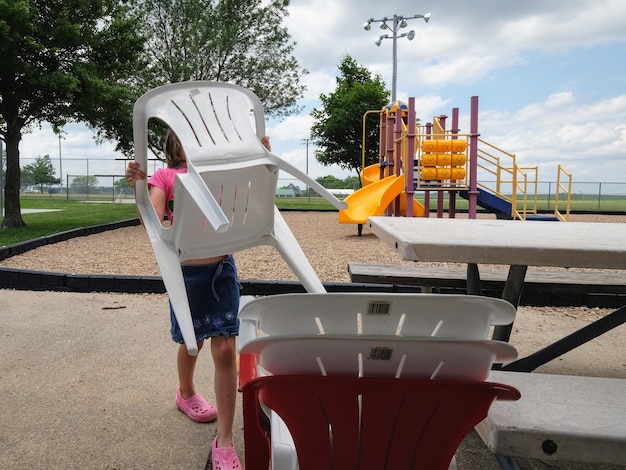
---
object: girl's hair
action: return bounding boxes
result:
[163,129,185,168]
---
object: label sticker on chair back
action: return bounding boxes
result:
[369,347,393,360]
[367,300,392,316]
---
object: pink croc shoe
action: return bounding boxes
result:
[211,436,242,470]
[175,388,217,423]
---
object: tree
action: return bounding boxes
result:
[0,0,145,228]
[316,175,343,189]
[21,155,60,192]
[343,175,361,190]
[132,0,306,120]
[114,176,133,198]
[70,175,99,193]
[310,55,389,177]
[315,175,361,190]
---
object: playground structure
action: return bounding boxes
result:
[338,96,573,231]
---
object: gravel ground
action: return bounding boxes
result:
[2,211,624,280]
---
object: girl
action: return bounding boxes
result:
[127,129,270,469]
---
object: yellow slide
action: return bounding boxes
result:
[339,174,425,224]
[361,163,382,186]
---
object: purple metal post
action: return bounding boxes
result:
[385,112,395,215]
[449,107,460,218]
[469,96,480,218]
[379,112,388,181]
[406,97,416,217]
[393,107,403,215]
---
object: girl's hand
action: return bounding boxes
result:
[126,161,146,187]
[261,136,271,152]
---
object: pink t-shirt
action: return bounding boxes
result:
[148,167,187,222]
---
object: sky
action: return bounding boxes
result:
[18,0,626,186]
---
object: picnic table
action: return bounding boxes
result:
[367,216,626,466]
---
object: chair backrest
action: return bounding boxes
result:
[243,375,520,470]
[238,292,516,351]
[138,81,265,159]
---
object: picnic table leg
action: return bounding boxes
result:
[467,263,527,343]
[495,455,521,470]
[492,265,527,342]
[466,263,481,295]
[503,305,626,372]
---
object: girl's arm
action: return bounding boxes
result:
[149,187,168,225]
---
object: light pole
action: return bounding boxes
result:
[301,138,310,203]
[58,129,66,193]
[0,138,3,215]
[363,12,431,102]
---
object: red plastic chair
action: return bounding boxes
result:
[241,374,520,470]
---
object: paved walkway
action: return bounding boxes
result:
[1,289,623,469]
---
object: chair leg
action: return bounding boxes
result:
[242,386,271,470]
[272,207,325,293]
[151,239,199,356]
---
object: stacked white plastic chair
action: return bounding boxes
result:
[132,81,346,355]
[238,293,519,469]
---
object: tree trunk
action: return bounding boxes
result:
[1,122,25,229]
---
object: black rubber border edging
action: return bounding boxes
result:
[0,219,168,293]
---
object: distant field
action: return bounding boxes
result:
[277,194,626,213]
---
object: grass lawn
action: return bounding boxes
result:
[1,197,139,246]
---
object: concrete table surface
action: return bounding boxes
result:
[367,217,626,269]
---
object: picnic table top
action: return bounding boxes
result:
[367,217,626,269]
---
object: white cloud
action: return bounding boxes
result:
[268,114,314,142]
[14,0,626,184]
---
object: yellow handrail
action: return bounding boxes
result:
[555,165,572,221]
[476,138,539,219]
[361,109,384,175]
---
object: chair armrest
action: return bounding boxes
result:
[267,152,348,211]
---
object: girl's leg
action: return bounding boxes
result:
[177,340,204,398]
[211,335,238,447]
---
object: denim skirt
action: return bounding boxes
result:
[169,255,240,344]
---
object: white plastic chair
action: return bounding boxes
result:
[237,292,518,469]
[132,81,346,354]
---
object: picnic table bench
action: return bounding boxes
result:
[348,263,626,306]
[477,371,626,468]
